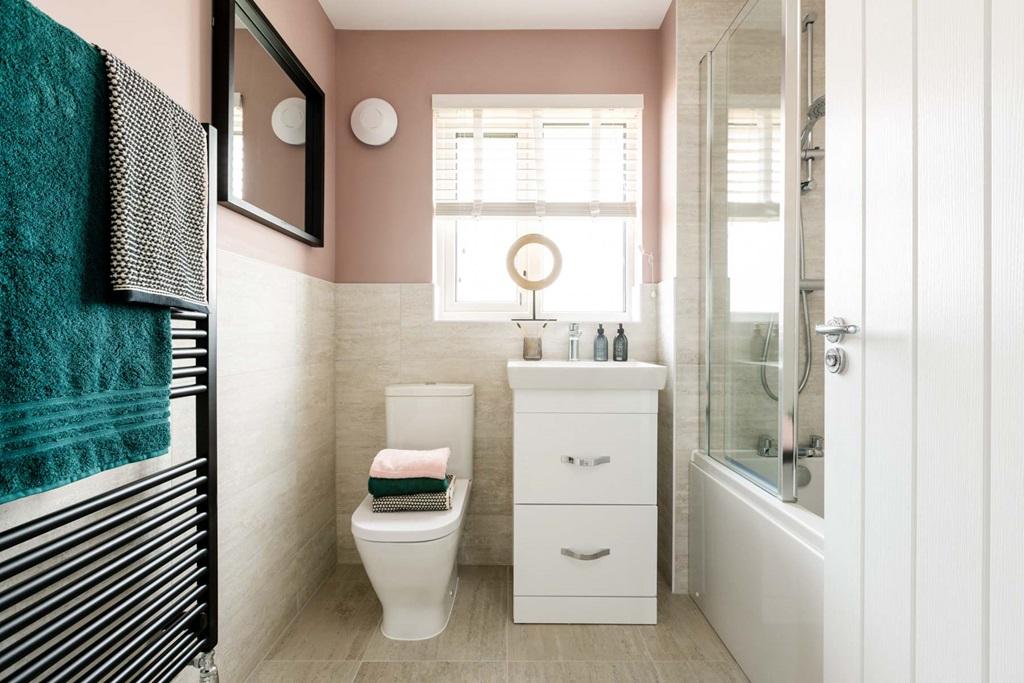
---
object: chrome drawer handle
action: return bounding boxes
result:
[560,455,611,467]
[561,547,611,561]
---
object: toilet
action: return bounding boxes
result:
[351,383,474,640]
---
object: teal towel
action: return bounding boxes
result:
[0,0,172,504]
[368,475,452,497]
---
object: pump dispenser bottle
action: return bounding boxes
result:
[594,324,609,361]
[613,324,628,361]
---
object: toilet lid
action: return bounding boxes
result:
[351,479,471,543]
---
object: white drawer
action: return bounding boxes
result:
[514,505,657,597]
[514,412,656,504]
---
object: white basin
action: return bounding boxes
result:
[506,360,668,391]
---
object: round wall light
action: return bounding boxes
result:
[271,97,306,145]
[350,98,398,146]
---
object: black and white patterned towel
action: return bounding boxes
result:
[372,476,456,513]
[100,49,208,312]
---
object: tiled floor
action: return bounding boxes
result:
[249,565,748,682]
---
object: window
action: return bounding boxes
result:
[725,106,783,314]
[433,95,642,321]
[231,92,245,199]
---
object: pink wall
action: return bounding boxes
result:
[659,1,677,281]
[31,0,337,282]
[334,29,663,283]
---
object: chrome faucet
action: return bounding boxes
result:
[757,434,824,458]
[568,323,582,361]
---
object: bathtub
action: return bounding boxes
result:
[724,453,825,518]
[689,450,823,683]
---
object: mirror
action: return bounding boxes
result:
[213,0,325,246]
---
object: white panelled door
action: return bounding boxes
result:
[824,0,1024,682]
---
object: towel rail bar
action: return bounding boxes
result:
[0,551,205,670]
[171,308,208,321]
[65,598,208,682]
[0,527,206,641]
[12,581,207,683]
[0,458,205,551]
[173,365,208,379]
[0,496,207,612]
[172,347,207,359]
[0,476,206,582]
[171,383,208,398]
[151,638,207,683]
[172,328,208,339]
[108,616,205,683]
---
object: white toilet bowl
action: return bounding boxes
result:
[353,383,474,640]
[352,480,472,640]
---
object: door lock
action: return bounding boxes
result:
[824,347,847,374]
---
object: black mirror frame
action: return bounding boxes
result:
[212,0,325,247]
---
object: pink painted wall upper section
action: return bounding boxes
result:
[334,29,663,283]
[659,1,677,281]
[30,0,337,282]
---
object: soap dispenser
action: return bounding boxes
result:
[594,324,609,361]
[613,324,628,361]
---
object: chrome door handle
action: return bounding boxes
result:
[560,455,611,467]
[814,317,859,343]
[561,547,611,561]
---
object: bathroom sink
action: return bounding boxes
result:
[506,360,667,391]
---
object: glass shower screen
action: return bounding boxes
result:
[702,0,802,500]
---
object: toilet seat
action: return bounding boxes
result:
[352,479,471,543]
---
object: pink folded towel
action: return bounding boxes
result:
[369,447,450,480]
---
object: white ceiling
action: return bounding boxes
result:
[318,0,674,30]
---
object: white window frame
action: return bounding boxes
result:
[432,94,643,323]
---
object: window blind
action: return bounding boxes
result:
[433,105,641,219]
[726,107,782,218]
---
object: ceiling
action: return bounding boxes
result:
[318,0,674,30]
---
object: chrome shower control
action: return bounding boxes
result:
[815,317,859,343]
[824,347,847,374]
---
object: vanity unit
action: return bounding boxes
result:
[507,360,667,624]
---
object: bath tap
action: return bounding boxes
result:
[757,434,824,458]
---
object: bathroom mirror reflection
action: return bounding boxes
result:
[213,0,325,246]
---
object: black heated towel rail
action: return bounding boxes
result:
[0,125,220,682]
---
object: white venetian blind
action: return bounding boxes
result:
[726,107,782,217]
[433,96,642,219]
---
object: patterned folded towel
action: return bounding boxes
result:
[368,475,451,497]
[369,447,450,480]
[372,476,455,513]
[99,49,209,312]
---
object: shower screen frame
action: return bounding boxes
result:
[701,0,803,502]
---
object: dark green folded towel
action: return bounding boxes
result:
[0,0,171,504]
[368,475,451,497]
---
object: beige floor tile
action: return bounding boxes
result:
[653,661,749,682]
[509,661,661,682]
[250,566,747,682]
[249,661,359,682]
[641,591,734,662]
[508,623,649,662]
[268,573,381,661]
[362,566,507,661]
[353,661,507,683]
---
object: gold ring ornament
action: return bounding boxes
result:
[505,233,562,291]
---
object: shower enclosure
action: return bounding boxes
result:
[700,0,825,513]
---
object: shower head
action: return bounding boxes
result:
[801,95,825,146]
